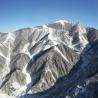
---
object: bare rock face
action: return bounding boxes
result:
[0,20,98,98]
[87,28,98,43]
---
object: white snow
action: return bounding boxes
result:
[10,82,27,97]
[14,86,27,97]
[22,48,44,94]
[22,44,52,94]
[6,33,14,41]
[0,32,15,74]
[54,47,71,64]
[56,20,68,26]
[6,41,11,69]
[21,51,39,93]
[40,78,49,89]
[0,91,17,98]
[66,96,71,98]
[22,64,31,85]
[12,82,22,90]
[0,52,7,60]
[0,52,10,77]
[76,24,88,48]
[21,43,31,58]
[77,85,82,89]
[45,66,56,82]
[79,35,88,49]
[2,33,14,45]
[48,28,58,45]
[2,33,14,72]
[48,27,71,64]
[22,63,32,94]
[42,25,48,29]
[22,46,46,94]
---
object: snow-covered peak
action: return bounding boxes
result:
[42,25,48,29]
[0,19,95,98]
[6,32,14,41]
[55,20,69,26]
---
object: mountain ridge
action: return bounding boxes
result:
[0,20,98,98]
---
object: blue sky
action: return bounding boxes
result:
[0,0,98,32]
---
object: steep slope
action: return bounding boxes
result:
[0,20,97,98]
[20,28,98,98]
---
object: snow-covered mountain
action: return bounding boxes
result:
[0,20,98,98]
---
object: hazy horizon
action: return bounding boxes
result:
[0,0,98,32]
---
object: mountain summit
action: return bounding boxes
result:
[0,20,98,98]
